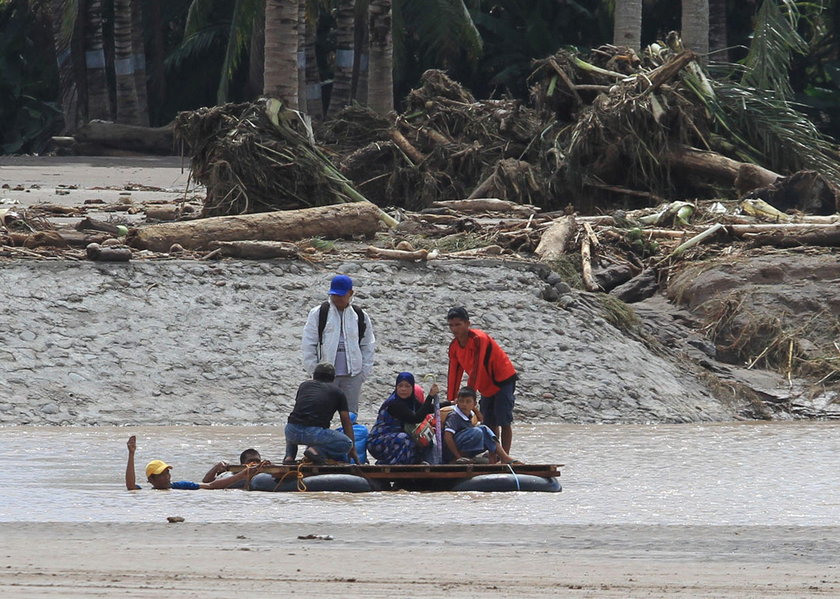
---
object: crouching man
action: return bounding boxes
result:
[284,362,358,465]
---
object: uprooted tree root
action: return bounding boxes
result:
[175,99,367,216]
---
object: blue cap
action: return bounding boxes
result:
[328,274,353,296]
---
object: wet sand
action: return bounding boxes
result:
[2,522,838,598]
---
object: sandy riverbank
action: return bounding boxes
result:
[2,522,838,598]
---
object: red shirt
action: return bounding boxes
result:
[447,329,517,400]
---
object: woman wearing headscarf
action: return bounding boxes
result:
[367,372,439,465]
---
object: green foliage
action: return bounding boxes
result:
[467,0,610,98]
[741,0,807,99]
[0,0,62,154]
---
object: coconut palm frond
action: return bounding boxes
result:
[185,0,217,38]
[53,0,79,48]
[741,0,807,99]
[399,0,483,66]
[217,0,260,103]
[714,82,840,185]
[165,26,227,72]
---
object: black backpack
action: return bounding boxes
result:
[318,301,367,345]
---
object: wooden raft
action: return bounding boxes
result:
[230,463,561,481]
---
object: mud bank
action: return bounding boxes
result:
[1,258,737,426]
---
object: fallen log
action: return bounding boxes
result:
[580,234,599,291]
[431,198,538,215]
[209,240,301,259]
[76,217,128,236]
[609,269,659,303]
[447,245,503,257]
[86,243,132,261]
[746,226,840,248]
[594,263,638,292]
[366,246,430,261]
[73,120,176,155]
[126,202,382,252]
[535,215,577,262]
[665,146,780,195]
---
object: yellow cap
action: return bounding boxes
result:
[145,460,172,478]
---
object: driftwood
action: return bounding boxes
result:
[76,217,127,236]
[594,263,638,292]
[448,245,503,257]
[431,198,538,215]
[366,246,431,261]
[665,146,780,195]
[144,205,181,221]
[535,215,577,261]
[580,234,599,291]
[73,120,176,155]
[86,243,132,261]
[746,226,840,248]
[126,202,382,252]
[209,240,301,259]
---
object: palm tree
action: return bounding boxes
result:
[114,0,141,124]
[682,0,709,58]
[131,0,149,125]
[264,0,299,108]
[613,0,642,50]
[708,0,728,62]
[83,0,111,120]
[327,0,355,117]
[49,0,82,132]
[367,0,392,114]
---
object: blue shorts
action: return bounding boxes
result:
[480,379,516,428]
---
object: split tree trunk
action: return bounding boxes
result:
[127,202,383,252]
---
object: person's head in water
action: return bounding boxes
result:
[394,372,416,400]
[239,448,261,465]
[313,361,336,383]
[447,306,471,343]
[145,459,173,489]
[328,275,354,311]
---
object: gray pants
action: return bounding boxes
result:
[334,373,364,415]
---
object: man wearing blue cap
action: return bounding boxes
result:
[301,274,376,414]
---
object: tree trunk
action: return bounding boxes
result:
[327,0,355,117]
[613,0,642,50]
[114,0,140,125]
[708,0,728,62]
[352,0,368,104]
[367,0,393,114]
[84,0,112,121]
[73,120,175,154]
[304,8,322,120]
[681,0,709,59]
[147,0,166,125]
[247,4,265,98]
[131,0,150,126]
[126,202,383,252]
[264,0,299,109]
[49,0,83,133]
[535,215,577,262]
[664,146,780,194]
[297,0,306,112]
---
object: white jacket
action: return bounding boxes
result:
[301,298,375,378]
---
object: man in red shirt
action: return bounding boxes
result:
[446,306,518,456]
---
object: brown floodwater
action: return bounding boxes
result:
[1,422,838,525]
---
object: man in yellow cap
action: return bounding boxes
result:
[125,436,263,490]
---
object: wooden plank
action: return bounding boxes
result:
[231,463,561,479]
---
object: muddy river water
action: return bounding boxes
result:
[1,422,837,525]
